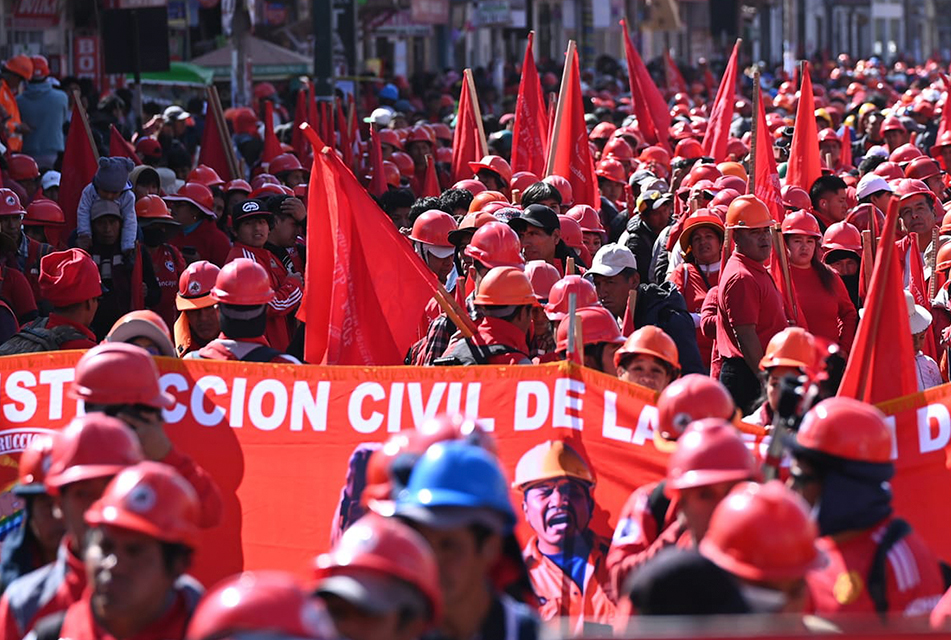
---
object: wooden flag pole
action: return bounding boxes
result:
[545,40,576,176]
[749,68,759,195]
[71,89,100,164]
[207,86,240,180]
[929,226,940,300]
[771,224,799,325]
[464,69,489,158]
[861,229,874,294]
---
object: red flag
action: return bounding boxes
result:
[263,101,283,163]
[840,124,853,171]
[108,125,140,166]
[753,86,784,222]
[785,62,822,192]
[620,20,669,149]
[422,154,440,198]
[451,70,488,184]
[838,199,917,403]
[336,100,353,170]
[300,127,441,365]
[198,99,233,182]
[664,50,688,95]
[546,42,600,208]
[58,102,99,235]
[510,32,549,177]
[292,88,308,159]
[702,40,740,162]
[367,126,387,198]
[938,74,951,141]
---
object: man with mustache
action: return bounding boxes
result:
[514,440,614,632]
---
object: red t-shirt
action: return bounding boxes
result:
[716,252,787,360]
[806,518,944,618]
[670,263,719,368]
[790,265,858,355]
[170,219,232,267]
[147,244,186,330]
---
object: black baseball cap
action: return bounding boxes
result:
[508,204,560,234]
[231,198,273,226]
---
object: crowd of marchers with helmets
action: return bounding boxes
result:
[5,41,951,638]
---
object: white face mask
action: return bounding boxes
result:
[739,583,788,613]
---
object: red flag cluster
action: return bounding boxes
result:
[510,32,549,177]
[702,40,739,162]
[785,61,822,191]
[621,21,670,150]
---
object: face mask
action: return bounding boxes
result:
[142,225,167,247]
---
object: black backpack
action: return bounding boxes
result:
[0,317,89,355]
[633,282,705,375]
[433,338,525,366]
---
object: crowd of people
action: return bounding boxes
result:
[2,43,951,636]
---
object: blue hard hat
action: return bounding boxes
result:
[395,441,516,532]
[379,83,399,101]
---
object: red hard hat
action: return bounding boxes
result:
[164,182,216,219]
[557,215,585,252]
[795,397,892,463]
[30,55,49,81]
[213,258,274,305]
[8,154,39,181]
[845,203,886,234]
[249,173,280,190]
[889,143,923,165]
[15,435,55,495]
[453,179,487,196]
[714,175,747,194]
[603,137,634,162]
[187,571,335,640]
[780,209,822,237]
[469,155,513,187]
[436,147,453,164]
[666,419,759,491]
[69,343,175,409]
[555,305,625,353]
[700,481,819,582]
[431,123,452,142]
[817,128,840,144]
[709,188,740,209]
[589,122,617,141]
[253,82,277,99]
[674,138,704,160]
[543,175,573,205]
[905,156,944,181]
[511,171,541,195]
[684,163,722,189]
[378,129,404,151]
[893,178,936,206]
[544,275,599,321]
[821,221,862,254]
[187,164,225,188]
[23,198,64,226]
[314,513,442,626]
[872,161,904,181]
[269,153,305,176]
[931,130,951,156]
[248,183,288,199]
[134,194,175,221]
[448,211,497,245]
[409,210,457,248]
[780,184,812,210]
[406,125,436,147]
[639,145,671,169]
[525,260,562,300]
[473,266,539,306]
[464,221,524,269]
[595,158,626,184]
[177,261,220,311]
[565,204,605,236]
[881,115,907,133]
[382,160,401,187]
[3,55,33,80]
[85,461,201,548]
[656,375,736,442]
[615,325,681,372]
[45,414,144,495]
[391,151,415,177]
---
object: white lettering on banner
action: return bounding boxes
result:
[514,381,549,431]
[4,371,37,423]
[387,383,404,432]
[882,414,899,459]
[553,378,584,430]
[192,376,227,426]
[230,378,247,428]
[161,373,188,423]
[290,381,330,431]
[465,384,494,430]
[350,382,385,433]
[408,382,446,425]
[247,380,288,430]
[0,428,54,455]
[39,369,74,421]
[602,390,656,445]
[916,404,951,454]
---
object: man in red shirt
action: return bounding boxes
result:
[0,187,51,304]
[33,462,203,640]
[790,398,945,619]
[136,195,185,329]
[716,195,787,414]
[165,182,231,267]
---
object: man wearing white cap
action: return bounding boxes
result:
[855,173,894,216]
[907,290,942,389]
[585,244,639,322]
[39,171,59,202]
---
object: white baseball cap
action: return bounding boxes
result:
[585,243,638,278]
[41,171,61,191]
[856,173,893,200]
[163,105,191,122]
[364,107,394,127]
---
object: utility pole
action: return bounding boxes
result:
[313,0,334,100]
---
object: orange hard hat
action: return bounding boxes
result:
[473,266,539,307]
[3,55,33,80]
[905,156,944,182]
[448,210,497,245]
[725,195,773,229]
[44,414,144,495]
[780,185,812,210]
[378,129,404,151]
[468,155,513,187]
[821,221,862,254]
[85,461,201,548]
[511,171,541,195]
[614,325,680,372]
[595,158,626,184]
[543,175,573,205]
[525,260,562,301]
[780,209,822,237]
[666,419,759,491]
[544,275,599,321]
[269,153,305,177]
[30,55,49,81]
[105,310,176,358]
[381,160,401,187]
[213,258,274,306]
[23,198,64,227]
[468,190,507,213]
[513,440,595,489]
[603,137,634,162]
[314,513,442,626]
[759,326,817,371]
[679,210,725,252]
[134,194,176,221]
[164,182,216,219]
[409,210,457,248]
[700,481,820,582]
[555,305,625,353]
[794,397,892,463]
[14,435,55,496]
[464,221,524,268]
[70,342,176,408]
[177,260,220,311]
[187,164,225,188]
[187,571,335,640]
[717,161,747,182]
[565,204,606,236]
[8,154,39,181]
[656,375,736,442]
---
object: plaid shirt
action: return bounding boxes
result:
[408,294,481,365]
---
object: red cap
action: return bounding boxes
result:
[135,138,163,159]
[38,249,102,307]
